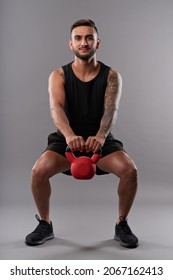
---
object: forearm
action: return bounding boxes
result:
[51,106,75,138]
[96,109,118,139]
[85,110,118,153]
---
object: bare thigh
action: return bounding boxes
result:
[32,150,71,179]
[97,151,137,178]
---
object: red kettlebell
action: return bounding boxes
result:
[65,146,102,180]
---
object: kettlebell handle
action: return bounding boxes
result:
[65,146,102,155]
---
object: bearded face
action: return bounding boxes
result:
[72,46,97,61]
[69,26,100,61]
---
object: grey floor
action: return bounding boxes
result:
[0,174,173,260]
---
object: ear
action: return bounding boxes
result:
[68,39,73,50]
[96,38,100,49]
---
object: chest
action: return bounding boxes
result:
[67,77,106,113]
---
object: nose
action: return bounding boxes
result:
[81,37,88,46]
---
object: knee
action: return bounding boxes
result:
[31,162,49,183]
[121,162,138,182]
[128,164,137,182]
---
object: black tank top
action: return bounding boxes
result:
[61,61,110,138]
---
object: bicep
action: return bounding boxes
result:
[48,70,66,110]
[104,70,122,111]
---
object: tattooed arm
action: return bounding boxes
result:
[97,69,122,137]
[85,69,122,153]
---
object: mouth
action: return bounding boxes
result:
[79,47,90,51]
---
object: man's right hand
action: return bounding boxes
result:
[66,135,85,152]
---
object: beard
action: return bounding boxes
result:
[72,48,97,61]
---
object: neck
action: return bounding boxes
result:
[71,56,100,82]
[72,56,98,73]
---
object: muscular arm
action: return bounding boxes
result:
[48,69,74,138]
[97,69,122,138]
[85,69,122,153]
[48,69,85,151]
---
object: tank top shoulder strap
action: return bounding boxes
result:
[96,61,110,82]
[62,62,74,93]
[98,61,110,72]
[62,62,73,80]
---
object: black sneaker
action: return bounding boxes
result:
[114,217,138,248]
[25,214,54,246]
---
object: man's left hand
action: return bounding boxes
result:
[85,135,105,153]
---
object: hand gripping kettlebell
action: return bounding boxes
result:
[65,146,102,180]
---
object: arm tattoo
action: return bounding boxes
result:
[98,70,121,136]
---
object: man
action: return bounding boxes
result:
[25,19,138,248]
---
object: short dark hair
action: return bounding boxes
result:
[70,19,98,35]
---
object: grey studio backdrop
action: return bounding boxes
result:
[0,0,173,260]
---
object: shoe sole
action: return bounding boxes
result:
[114,235,139,248]
[25,233,54,246]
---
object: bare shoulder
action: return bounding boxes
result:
[106,68,122,94]
[48,67,65,90]
[48,67,66,105]
[108,68,122,85]
[49,67,65,83]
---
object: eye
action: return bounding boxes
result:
[87,35,94,41]
[74,36,81,41]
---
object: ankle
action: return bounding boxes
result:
[40,216,51,224]
[116,216,127,225]
[44,219,51,224]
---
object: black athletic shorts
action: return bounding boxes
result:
[45,131,124,175]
